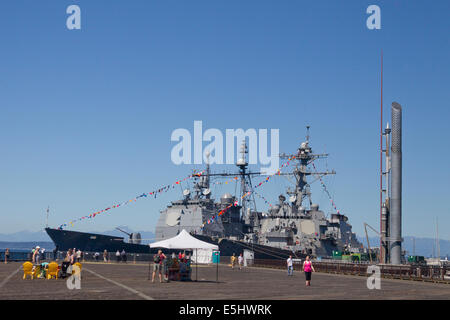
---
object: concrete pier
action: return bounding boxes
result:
[0,262,449,300]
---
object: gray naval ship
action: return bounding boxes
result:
[155,128,363,259]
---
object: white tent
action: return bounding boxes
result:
[149,229,218,251]
[149,229,220,281]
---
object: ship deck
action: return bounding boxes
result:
[0,261,449,300]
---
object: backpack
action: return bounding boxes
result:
[153,254,160,264]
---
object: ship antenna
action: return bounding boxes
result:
[46,206,50,228]
[379,49,384,263]
[237,141,248,215]
[206,151,211,189]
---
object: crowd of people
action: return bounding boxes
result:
[32,247,130,264]
[230,252,315,286]
[16,245,317,286]
[151,250,192,283]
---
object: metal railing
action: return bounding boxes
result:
[0,251,155,263]
[252,259,450,283]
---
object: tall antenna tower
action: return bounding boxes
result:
[46,206,50,228]
[236,140,257,222]
[380,50,385,263]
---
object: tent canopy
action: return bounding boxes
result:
[149,229,219,250]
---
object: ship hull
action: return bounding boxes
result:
[45,228,152,254]
[193,234,307,260]
[46,228,304,260]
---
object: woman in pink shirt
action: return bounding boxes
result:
[302,256,315,286]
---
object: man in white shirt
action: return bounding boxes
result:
[287,255,293,276]
[238,253,244,270]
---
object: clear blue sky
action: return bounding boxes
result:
[0,1,449,239]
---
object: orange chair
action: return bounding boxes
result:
[47,262,59,279]
[22,262,36,280]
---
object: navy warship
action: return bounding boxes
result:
[46,128,363,259]
[154,127,362,258]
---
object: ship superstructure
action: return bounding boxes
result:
[155,128,363,258]
[155,154,244,241]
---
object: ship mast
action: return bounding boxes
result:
[280,126,335,212]
[236,140,257,222]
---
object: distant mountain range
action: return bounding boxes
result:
[0,241,55,251]
[357,236,450,259]
[0,228,447,258]
[0,229,51,242]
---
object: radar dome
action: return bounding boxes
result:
[130,233,142,244]
[221,193,233,203]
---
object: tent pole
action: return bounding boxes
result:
[147,246,151,280]
[196,248,198,282]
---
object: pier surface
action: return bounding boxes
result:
[0,262,449,300]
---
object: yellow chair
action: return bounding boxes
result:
[47,262,59,279]
[22,262,36,280]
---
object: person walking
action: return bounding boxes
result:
[116,250,121,263]
[287,255,294,276]
[4,248,10,264]
[121,249,127,263]
[152,250,166,283]
[230,253,236,269]
[238,253,244,270]
[303,256,315,286]
[103,250,108,263]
